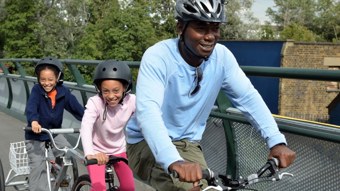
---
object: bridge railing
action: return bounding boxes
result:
[1,58,340,191]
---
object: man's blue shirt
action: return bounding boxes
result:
[126,38,286,171]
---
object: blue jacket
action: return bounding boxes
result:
[25,84,84,141]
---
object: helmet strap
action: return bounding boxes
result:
[103,103,107,121]
[118,92,126,105]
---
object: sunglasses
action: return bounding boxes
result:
[190,67,203,96]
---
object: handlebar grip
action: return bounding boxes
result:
[23,127,32,131]
[270,157,279,167]
[171,168,214,180]
[202,168,214,180]
[84,158,98,166]
[73,128,80,133]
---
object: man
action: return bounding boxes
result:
[126,0,296,190]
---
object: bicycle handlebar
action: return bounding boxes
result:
[24,127,81,152]
[172,168,214,180]
[24,126,80,134]
[172,158,293,191]
[84,155,129,166]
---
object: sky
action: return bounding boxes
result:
[251,0,275,23]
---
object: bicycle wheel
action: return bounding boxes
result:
[53,156,79,191]
[71,174,91,191]
[70,156,79,181]
[0,158,5,191]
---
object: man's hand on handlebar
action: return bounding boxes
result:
[269,144,296,168]
[169,161,202,188]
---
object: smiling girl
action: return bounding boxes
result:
[25,57,84,191]
[80,60,135,191]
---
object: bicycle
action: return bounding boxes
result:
[72,155,129,191]
[0,127,84,191]
[173,158,293,191]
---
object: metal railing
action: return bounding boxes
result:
[1,58,340,190]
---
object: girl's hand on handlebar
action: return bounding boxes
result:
[169,161,202,188]
[87,153,109,165]
[31,121,42,134]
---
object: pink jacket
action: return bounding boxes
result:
[80,94,136,156]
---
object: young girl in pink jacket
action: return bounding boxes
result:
[80,60,135,191]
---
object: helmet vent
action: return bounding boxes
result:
[113,67,117,72]
[184,4,198,14]
[102,68,106,72]
[216,3,221,15]
[200,2,209,13]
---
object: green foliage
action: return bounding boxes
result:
[267,0,339,42]
[73,0,174,61]
[0,0,43,58]
[259,24,279,40]
[220,0,258,40]
[279,23,320,42]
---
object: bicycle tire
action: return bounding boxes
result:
[71,156,79,181]
[71,174,91,191]
[0,159,5,191]
[52,156,79,190]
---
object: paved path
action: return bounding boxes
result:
[0,111,155,191]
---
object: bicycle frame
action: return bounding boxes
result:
[2,127,85,191]
[72,155,129,191]
[40,128,85,191]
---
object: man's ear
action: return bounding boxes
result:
[176,21,184,35]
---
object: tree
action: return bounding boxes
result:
[313,0,340,42]
[0,0,89,58]
[266,0,339,42]
[74,0,159,61]
[148,0,177,39]
[220,0,258,40]
[259,24,279,40]
[267,0,317,28]
[0,0,43,58]
[280,23,319,41]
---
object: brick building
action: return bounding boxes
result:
[279,41,340,122]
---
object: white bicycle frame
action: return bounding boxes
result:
[4,127,84,191]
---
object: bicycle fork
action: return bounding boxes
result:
[45,142,71,191]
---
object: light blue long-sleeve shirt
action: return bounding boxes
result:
[126,38,286,171]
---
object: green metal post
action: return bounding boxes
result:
[14,62,30,104]
[214,91,237,178]
[65,63,88,106]
[0,62,13,109]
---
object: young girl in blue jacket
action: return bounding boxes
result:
[25,57,84,191]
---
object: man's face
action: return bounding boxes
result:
[182,21,221,59]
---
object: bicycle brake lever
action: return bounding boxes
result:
[203,185,224,191]
[274,172,294,181]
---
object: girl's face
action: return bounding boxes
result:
[100,80,125,107]
[39,69,58,92]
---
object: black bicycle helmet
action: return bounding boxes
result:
[175,0,225,23]
[35,57,64,84]
[93,60,132,93]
